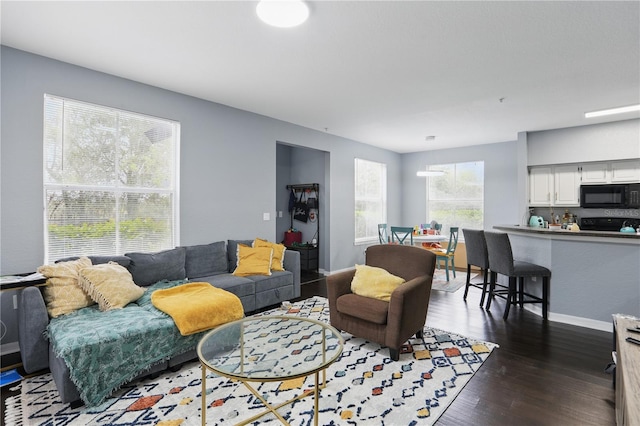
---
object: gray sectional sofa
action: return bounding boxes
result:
[18,239,300,406]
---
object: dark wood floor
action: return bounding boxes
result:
[298,276,616,425]
[2,274,616,425]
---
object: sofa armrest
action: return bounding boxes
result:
[283,249,301,298]
[18,287,50,373]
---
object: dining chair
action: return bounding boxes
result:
[390,226,414,245]
[484,231,550,320]
[425,227,459,281]
[461,228,490,306]
[378,223,389,244]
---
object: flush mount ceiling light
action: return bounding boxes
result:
[256,0,309,28]
[585,104,640,118]
[417,170,445,177]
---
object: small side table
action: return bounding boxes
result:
[286,245,318,272]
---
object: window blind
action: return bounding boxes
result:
[43,95,180,263]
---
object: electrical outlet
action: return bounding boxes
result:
[263,212,270,221]
[278,211,283,218]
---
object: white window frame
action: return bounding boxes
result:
[425,161,484,237]
[354,158,387,244]
[43,94,180,263]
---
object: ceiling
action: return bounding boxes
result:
[2,1,639,153]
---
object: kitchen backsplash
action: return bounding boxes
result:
[530,207,640,224]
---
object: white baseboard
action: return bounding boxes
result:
[524,305,612,332]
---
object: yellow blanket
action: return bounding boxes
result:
[151,282,244,336]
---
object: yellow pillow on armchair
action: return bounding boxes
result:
[350,264,406,302]
[232,244,274,276]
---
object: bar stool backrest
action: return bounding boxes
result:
[484,231,515,276]
[462,229,489,269]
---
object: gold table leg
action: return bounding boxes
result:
[201,362,207,426]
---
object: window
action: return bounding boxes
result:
[426,161,484,235]
[43,95,180,263]
[354,158,387,243]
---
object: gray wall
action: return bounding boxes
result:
[2,45,638,351]
[0,46,401,350]
[527,119,640,166]
[401,140,525,231]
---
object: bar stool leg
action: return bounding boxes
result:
[542,276,549,320]
[463,264,471,301]
[486,271,497,310]
[518,277,525,308]
[503,277,517,320]
[479,268,489,307]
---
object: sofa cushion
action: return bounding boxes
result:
[253,238,287,271]
[38,257,95,318]
[232,245,273,277]
[183,241,227,278]
[227,240,254,272]
[336,293,389,325]
[350,264,405,302]
[248,270,293,291]
[78,262,145,311]
[125,247,187,286]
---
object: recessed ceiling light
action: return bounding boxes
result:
[585,104,640,118]
[256,0,309,28]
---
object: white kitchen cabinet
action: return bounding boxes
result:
[579,160,640,184]
[529,167,553,206]
[611,160,640,183]
[554,165,580,206]
[580,163,608,184]
[529,165,580,206]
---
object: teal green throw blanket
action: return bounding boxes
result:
[47,280,206,407]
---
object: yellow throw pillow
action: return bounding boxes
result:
[253,238,287,271]
[78,262,145,311]
[38,257,94,318]
[350,264,406,302]
[232,244,273,277]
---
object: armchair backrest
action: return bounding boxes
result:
[366,244,436,282]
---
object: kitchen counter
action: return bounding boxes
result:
[491,225,640,330]
[494,224,640,245]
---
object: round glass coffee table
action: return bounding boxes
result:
[197,315,344,426]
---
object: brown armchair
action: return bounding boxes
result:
[327,244,436,360]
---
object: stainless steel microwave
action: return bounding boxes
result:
[580,184,640,208]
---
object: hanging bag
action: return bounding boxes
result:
[293,191,309,223]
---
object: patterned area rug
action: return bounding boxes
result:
[5,296,497,426]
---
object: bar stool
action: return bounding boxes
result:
[461,229,490,307]
[484,231,550,320]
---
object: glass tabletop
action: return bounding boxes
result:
[197,315,344,381]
